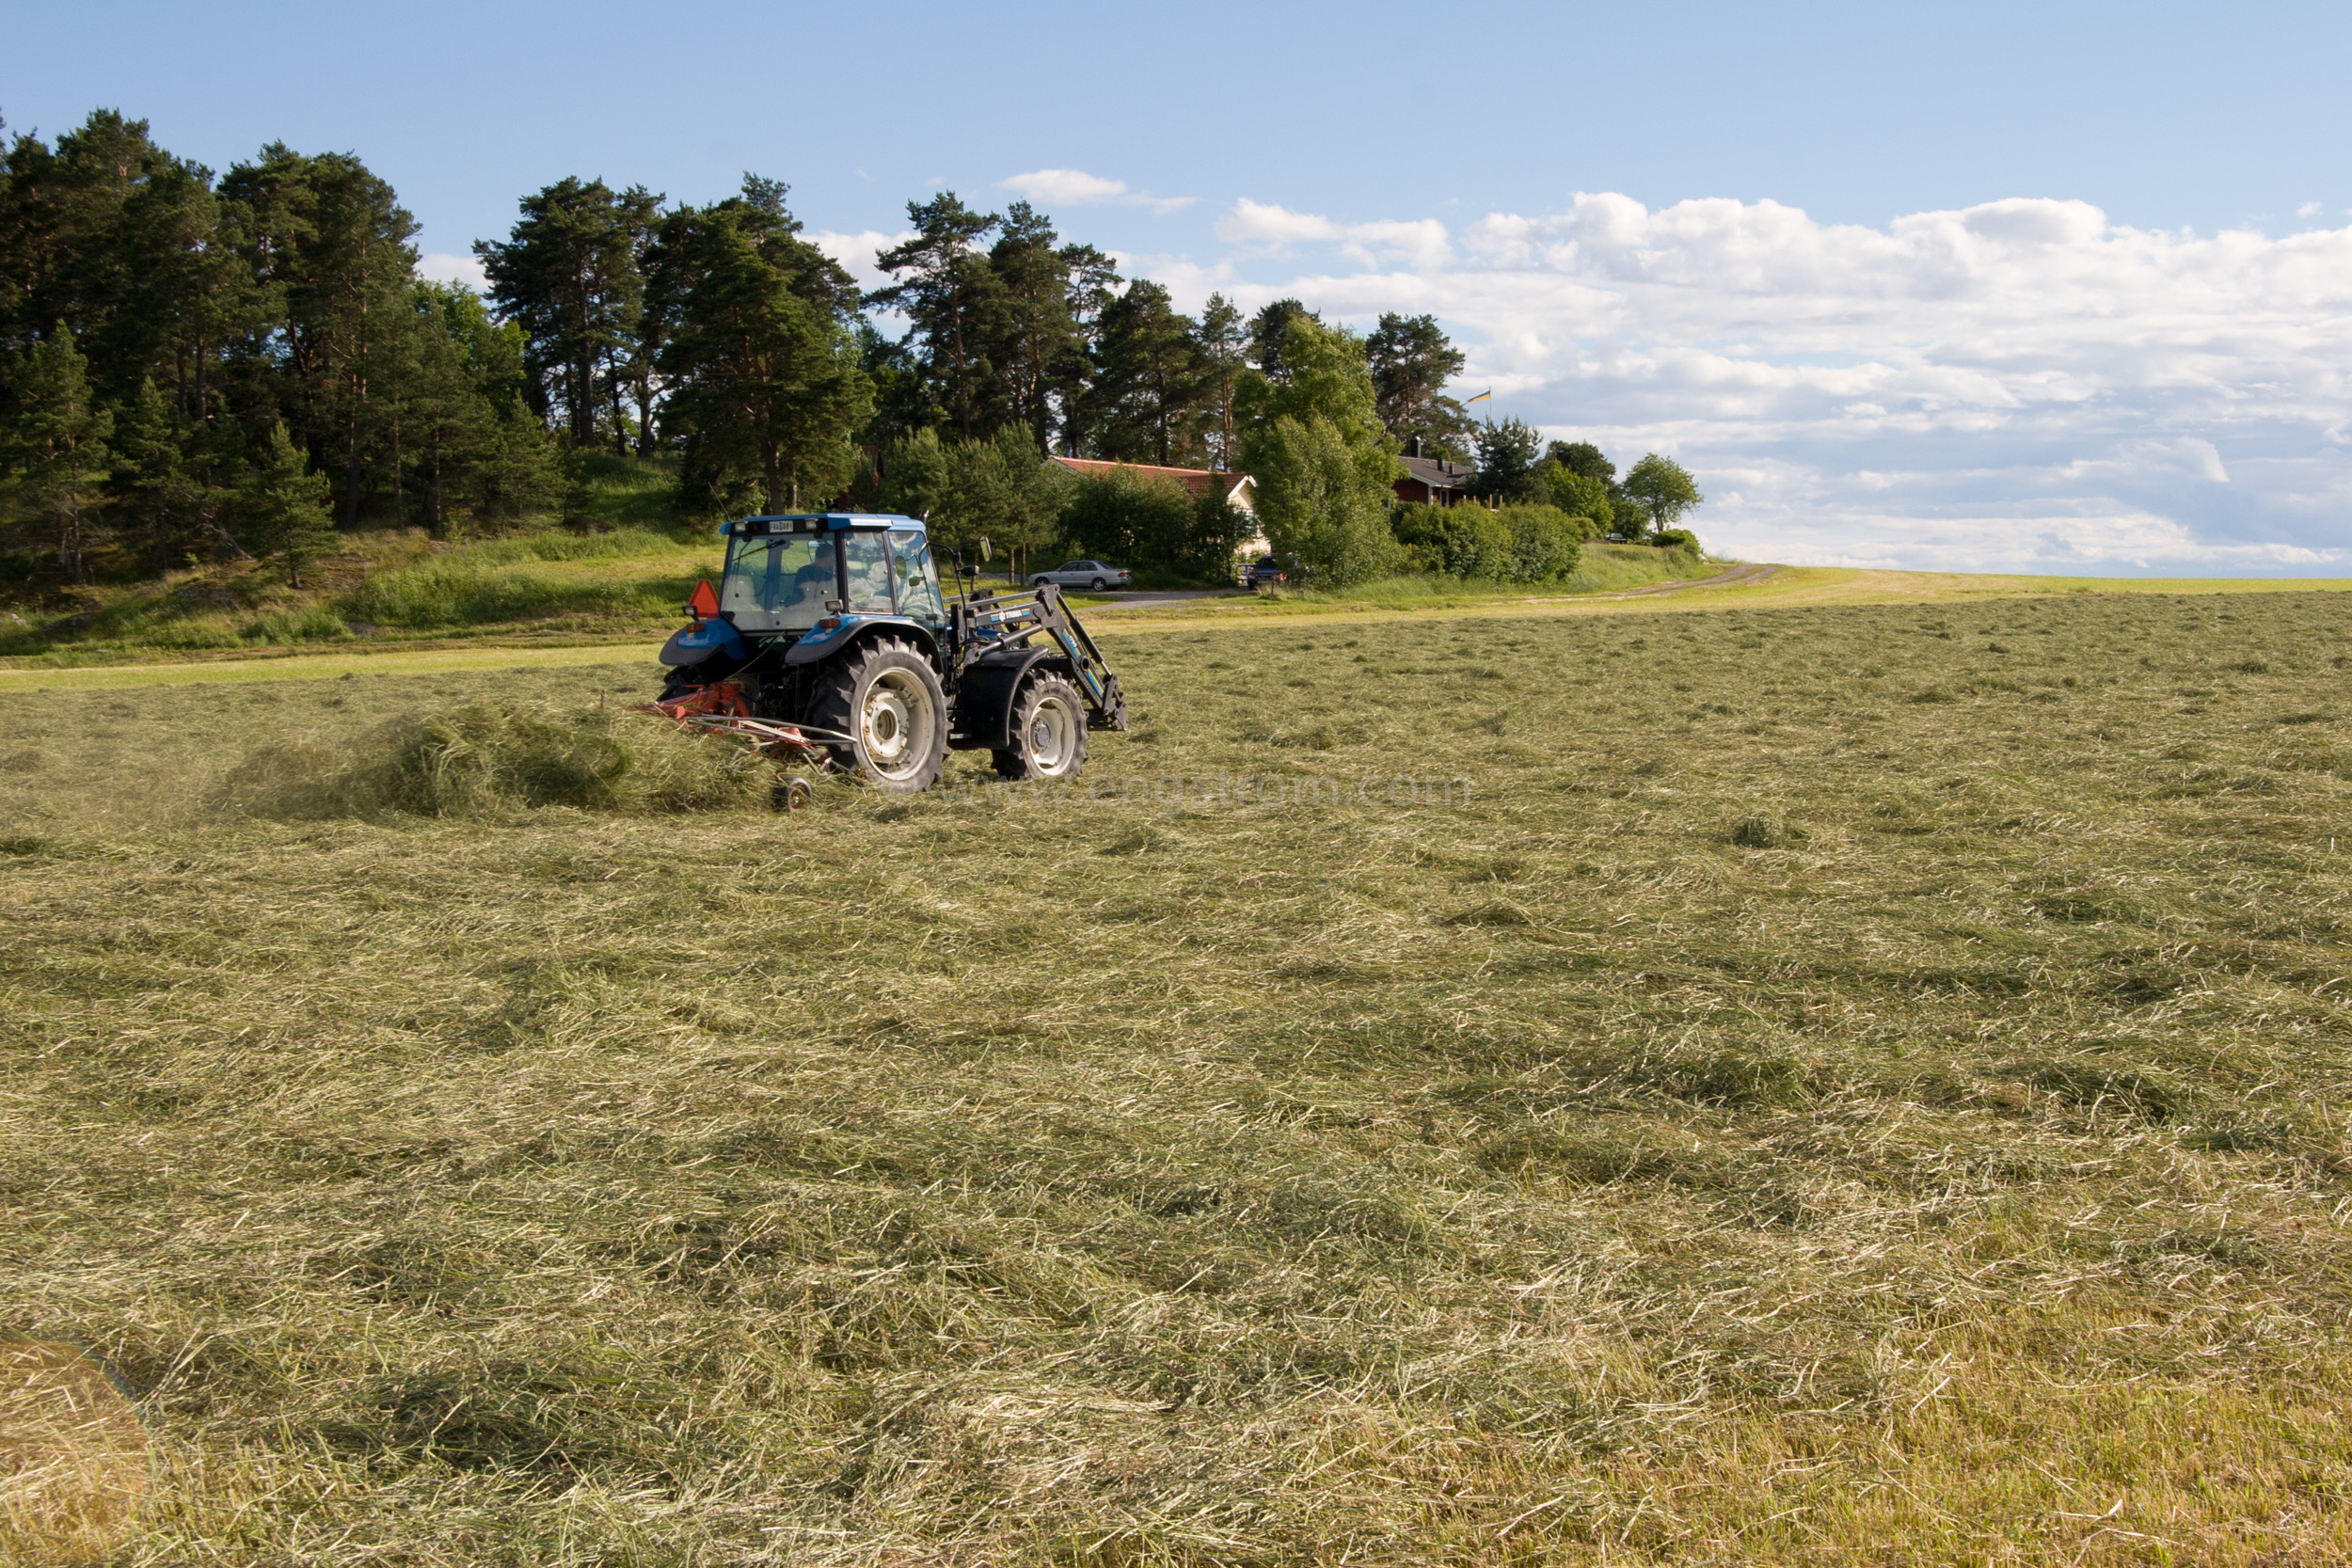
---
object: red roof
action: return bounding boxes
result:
[1051,457,1251,502]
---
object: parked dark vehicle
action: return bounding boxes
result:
[1240,557,1288,589]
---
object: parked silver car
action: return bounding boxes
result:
[1030,558,1132,591]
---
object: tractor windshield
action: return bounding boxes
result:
[719,532,834,632]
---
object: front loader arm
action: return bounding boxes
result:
[948,584,1128,730]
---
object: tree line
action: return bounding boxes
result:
[0,112,564,586]
[0,108,1703,594]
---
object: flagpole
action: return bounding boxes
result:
[1463,389,1494,507]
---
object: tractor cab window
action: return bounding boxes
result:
[720,531,834,631]
[842,531,896,614]
[892,532,946,624]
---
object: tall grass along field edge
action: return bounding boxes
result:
[9,565,2352,690]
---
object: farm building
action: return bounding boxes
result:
[1051,458,1267,556]
[1394,438,1473,507]
[1050,459,1257,519]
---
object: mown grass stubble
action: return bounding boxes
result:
[3,591,2350,1563]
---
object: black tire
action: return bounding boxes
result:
[659,666,697,703]
[1089,577,1106,592]
[806,637,948,793]
[993,673,1089,781]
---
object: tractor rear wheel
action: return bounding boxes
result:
[807,638,948,793]
[993,673,1089,781]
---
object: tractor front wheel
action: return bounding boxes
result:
[993,673,1089,781]
[808,639,948,793]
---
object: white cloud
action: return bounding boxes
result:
[1158,193,2352,574]
[999,168,1192,214]
[1216,201,1453,268]
[418,252,487,292]
[810,229,917,293]
[1216,198,1343,245]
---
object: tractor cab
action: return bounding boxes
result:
[714,514,944,640]
[660,514,946,676]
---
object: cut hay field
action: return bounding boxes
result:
[4,587,2351,1564]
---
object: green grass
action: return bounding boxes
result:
[0,455,720,665]
[335,544,710,631]
[0,526,722,667]
[0,531,1708,666]
[5,590,2352,1563]
[1242,543,1712,612]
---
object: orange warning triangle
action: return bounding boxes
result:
[689,579,720,619]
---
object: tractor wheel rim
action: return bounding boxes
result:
[862,670,932,777]
[1028,696,1076,771]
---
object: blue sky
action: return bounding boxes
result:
[11,1,2352,572]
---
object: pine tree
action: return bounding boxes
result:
[1367,312,1470,457]
[8,324,115,583]
[1247,298,1315,384]
[400,284,495,538]
[111,376,202,572]
[1470,417,1543,501]
[648,180,870,513]
[981,203,1118,456]
[1195,293,1248,470]
[869,194,1004,438]
[474,410,562,535]
[241,420,335,586]
[475,177,653,451]
[1087,280,1209,466]
[988,203,1075,452]
[220,146,420,526]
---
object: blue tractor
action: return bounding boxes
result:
[654,513,1127,793]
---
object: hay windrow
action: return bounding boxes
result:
[217,703,776,819]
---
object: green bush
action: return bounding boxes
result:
[243,607,351,644]
[1393,502,1513,579]
[1247,414,1401,588]
[1057,468,1246,584]
[1540,467,1613,535]
[1500,505,1583,582]
[1391,503,1582,584]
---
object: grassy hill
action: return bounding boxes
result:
[4,584,2349,1562]
[0,458,723,665]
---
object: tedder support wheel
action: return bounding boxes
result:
[993,673,1089,781]
[808,638,948,793]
